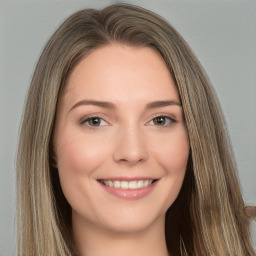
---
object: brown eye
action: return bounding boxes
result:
[153,116,167,126]
[149,115,176,127]
[88,117,101,126]
[81,117,108,127]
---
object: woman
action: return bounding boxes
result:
[16,3,255,256]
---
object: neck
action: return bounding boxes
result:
[72,211,170,256]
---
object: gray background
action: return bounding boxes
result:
[0,0,255,255]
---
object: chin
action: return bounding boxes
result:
[100,213,165,235]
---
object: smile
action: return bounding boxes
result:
[98,179,155,189]
[98,178,158,200]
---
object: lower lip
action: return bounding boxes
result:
[99,181,158,200]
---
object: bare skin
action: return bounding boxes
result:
[53,44,189,256]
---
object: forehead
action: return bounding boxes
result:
[61,44,179,106]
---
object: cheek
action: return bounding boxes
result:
[151,128,189,208]
[154,128,190,174]
[56,134,108,175]
[55,134,110,201]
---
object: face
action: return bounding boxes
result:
[53,44,189,234]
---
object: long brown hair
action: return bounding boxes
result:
[16,4,255,255]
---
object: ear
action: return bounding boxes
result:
[244,205,256,220]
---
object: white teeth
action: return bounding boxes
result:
[137,180,144,188]
[120,181,129,189]
[128,181,137,189]
[101,179,154,189]
[113,180,120,188]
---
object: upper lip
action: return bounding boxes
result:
[97,176,159,181]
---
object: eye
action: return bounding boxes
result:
[81,116,108,127]
[149,115,176,127]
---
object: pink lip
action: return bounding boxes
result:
[97,176,157,181]
[98,180,158,200]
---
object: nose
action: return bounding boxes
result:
[113,125,148,166]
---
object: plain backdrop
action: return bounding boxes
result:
[0,0,255,255]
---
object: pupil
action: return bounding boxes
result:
[90,118,100,126]
[154,116,166,125]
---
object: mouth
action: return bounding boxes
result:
[97,178,159,200]
[97,179,158,189]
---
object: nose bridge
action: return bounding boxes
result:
[113,122,148,165]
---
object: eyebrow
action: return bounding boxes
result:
[69,99,181,112]
[146,100,181,109]
[69,100,117,112]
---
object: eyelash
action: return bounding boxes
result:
[80,114,177,129]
